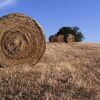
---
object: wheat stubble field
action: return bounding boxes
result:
[0,43,100,100]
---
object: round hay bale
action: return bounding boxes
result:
[0,13,46,67]
[49,35,57,42]
[56,35,64,42]
[67,34,76,43]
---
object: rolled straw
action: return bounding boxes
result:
[49,35,57,42]
[0,13,46,67]
[67,34,76,43]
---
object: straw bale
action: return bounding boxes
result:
[49,35,57,42]
[56,35,64,42]
[0,13,46,67]
[67,34,76,43]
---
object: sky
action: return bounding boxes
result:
[0,0,100,42]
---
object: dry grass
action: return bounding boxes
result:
[0,43,100,100]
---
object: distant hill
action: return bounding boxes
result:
[0,43,100,99]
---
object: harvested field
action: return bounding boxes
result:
[0,43,100,100]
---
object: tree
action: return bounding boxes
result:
[56,26,84,42]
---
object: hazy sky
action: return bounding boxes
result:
[0,0,100,42]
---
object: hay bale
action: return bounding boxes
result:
[67,34,76,43]
[0,13,46,67]
[49,35,64,43]
[49,35,57,42]
[56,35,64,42]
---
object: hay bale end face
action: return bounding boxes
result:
[56,35,64,42]
[0,13,46,67]
[49,35,57,42]
[67,34,76,43]
[49,34,76,43]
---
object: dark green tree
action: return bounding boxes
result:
[56,26,84,42]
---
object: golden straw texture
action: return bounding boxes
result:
[49,35,57,42]
[67,34,76,43]
[56,35,64,42]
[0,13,46,67]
